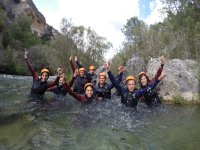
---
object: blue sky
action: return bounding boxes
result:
[139,0,153,19]
[32,0,165,59]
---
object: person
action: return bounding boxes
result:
[63,82,95,104]
[47,73,75,97]
[72,68,89,94]
[24,51,59,101]
[138,55,165,106]
[74,56,97,84]
[94,72,113,100]
[113,65,128,96]
[69,57,89,94]
[74,56,106,85]
[95,60,124,100]
[105,62,166,108]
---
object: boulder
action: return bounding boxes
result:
[146,58,200,104]
[126,55,146,76]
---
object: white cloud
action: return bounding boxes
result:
[149,0,156,11]
[33,0,140,60]
[144,0,166,25]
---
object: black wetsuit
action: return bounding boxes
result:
[95,83,113,100]
[140,84,161,106]
[139,64,164,106]
[75,60,97,85]
[108,71,160,108]
[25,58,59,101]
[73,76,88,94]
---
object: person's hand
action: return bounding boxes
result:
[108,59,112,66]
[24,50,28,59]
[118,66,124,74]
[73,69,79,77]
[57,68,63,76]
[74,56,78,62]
[104,62,111,71]
[158,71,166,81]
[60,74,66,84]
[160,55,165,65]
[69,56,73,61]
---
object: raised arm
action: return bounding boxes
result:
[63,83,85,102]
[107,71,124,95]
[151,55,165,83]
[74,56,83,68]
[46,86,57,92]
[136,71,166,97]
[69,56,76,73]
[24,51,39,80]
[68,69,78,87]
[47,76,60,88]
[115,72,123,84]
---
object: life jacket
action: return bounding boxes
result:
[73,76,88,94]
[95,83,111,100]
[121,89,139,107]
[141,83,161,106]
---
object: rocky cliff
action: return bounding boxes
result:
[125,56,200,104]
[0,0,57,40]
[146,59,200,103]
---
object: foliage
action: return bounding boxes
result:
[0,6,4,32]
[3,15,42,49]
[112,0,200,70]
[51,18,112,74]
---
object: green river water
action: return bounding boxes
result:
[0,75,200,150]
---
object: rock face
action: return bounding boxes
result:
[146,58,200,103]
[0,0,57,39]
[126,55,146,76]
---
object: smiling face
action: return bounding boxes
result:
[126,80,136,92]
[99,76,106,85]
[85,86,94,98]
[140,75,148,86]
[41,72,49,82]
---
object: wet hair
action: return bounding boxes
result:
[139,74,150,87]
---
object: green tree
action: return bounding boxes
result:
[3,15,42,49]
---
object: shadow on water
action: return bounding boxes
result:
[0,75,200,150]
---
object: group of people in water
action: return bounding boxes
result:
[24,50,166,108]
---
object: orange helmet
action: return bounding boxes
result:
[84,83,94,90]
[99,72,107,79]
[125,76,136,83]
[41,68,50,74]
[79,68,85,72]
[89,66,96,70]
[138,72,146,78]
